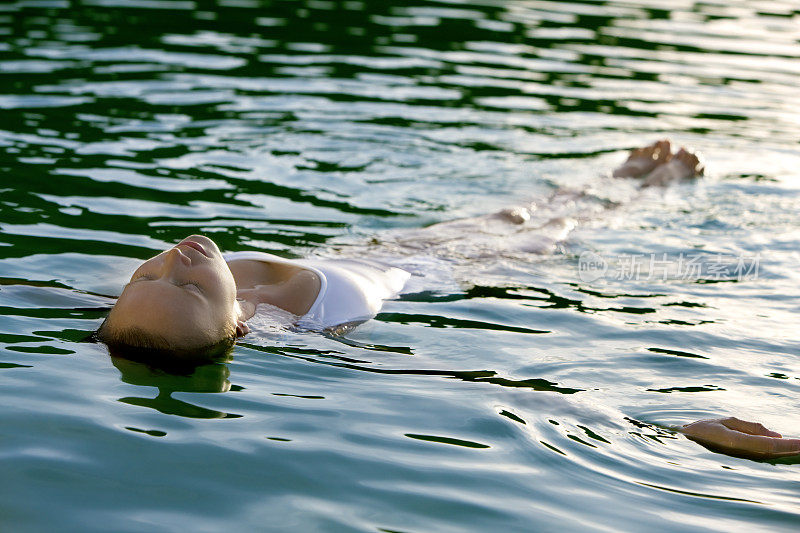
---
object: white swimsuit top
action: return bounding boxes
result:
[223,251,410,330]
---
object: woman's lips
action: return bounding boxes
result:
[178,238,209,257]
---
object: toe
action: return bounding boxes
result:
[676,148,701,172]
[655,140,672,161]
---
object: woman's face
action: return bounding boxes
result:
[107,235,239,347]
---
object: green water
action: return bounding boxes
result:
[2,0,800,531]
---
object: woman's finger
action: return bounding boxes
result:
[718,417,782,438]
[771,438,800,455]
[730,434,800,457]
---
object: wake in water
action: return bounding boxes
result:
[329,139,703,291]
[384,139,703,256]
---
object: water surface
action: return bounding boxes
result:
[2,0,800,531]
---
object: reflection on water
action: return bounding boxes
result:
[112,356,240,418]
[2,0,800,530]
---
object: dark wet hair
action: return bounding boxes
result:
[95,317,235,366]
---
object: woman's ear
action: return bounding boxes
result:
[235,320,250,338]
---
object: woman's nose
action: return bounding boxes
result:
[162,247,191,274]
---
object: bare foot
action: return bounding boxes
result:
[612,139,672,178]
[641,148,703,187]
[491,206,531,225]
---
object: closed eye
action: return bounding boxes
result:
[130,274,154,284]
[132,275,202,293]
[179,282,203,293]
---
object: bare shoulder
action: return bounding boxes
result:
[292,268,321,283]
[287,269,322,295]
[281,268,322,315]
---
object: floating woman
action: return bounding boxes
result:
[97,139,701,359]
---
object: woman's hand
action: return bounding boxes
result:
[682,417,800,459]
